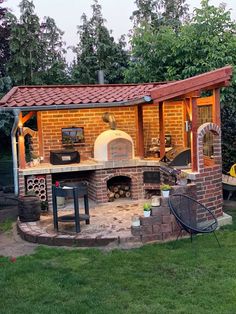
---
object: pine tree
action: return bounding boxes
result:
[40,17,68,84]
[72,0,128,84]
[0,0,12,95]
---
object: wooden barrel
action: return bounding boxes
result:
[18,195,41,222]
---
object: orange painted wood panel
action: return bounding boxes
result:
[137,105,144,159]
[37,111,44,158]
[197,96,214,106]
[212,88,221,126]
[18,112,26,169]
[190,97,198,172]
[159,102,165,158]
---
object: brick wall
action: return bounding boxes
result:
[192,123,223,218]
[32,101,185,162]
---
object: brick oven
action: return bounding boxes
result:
[0,66,233,227]
[94,129,134,161]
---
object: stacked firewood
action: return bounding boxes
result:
[107,184,131,202]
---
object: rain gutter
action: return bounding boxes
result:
[11,109,20,195]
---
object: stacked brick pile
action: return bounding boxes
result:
[131,184,197,243]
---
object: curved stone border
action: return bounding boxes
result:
[16,219,143,248]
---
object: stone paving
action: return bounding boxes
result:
[17,199,145,247]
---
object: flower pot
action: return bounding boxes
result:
[161,190,170,198]
[178,178,188,186]
[144,210,151,217]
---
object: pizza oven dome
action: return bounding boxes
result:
[94,129,134,161]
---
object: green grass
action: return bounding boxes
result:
[0,218,14,233]
[0,209,236,314]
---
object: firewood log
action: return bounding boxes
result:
[119,189,124,196]
[114,193,120,199]
[108,192,115,199]
[114,187,119,193]
[125,191,131,198]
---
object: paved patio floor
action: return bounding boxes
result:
[17,199,145,247]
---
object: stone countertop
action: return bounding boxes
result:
[19,158,162,175]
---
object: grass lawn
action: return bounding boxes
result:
[0,208,236,314]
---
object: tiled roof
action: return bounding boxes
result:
[0,83,165,108]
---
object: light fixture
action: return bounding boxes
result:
[185,120,192,132]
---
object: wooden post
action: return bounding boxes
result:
[37,111,44,158]
[18,112,26,169]
[212,88,221,126]
[190,97,198,172]
[159,101,165,158]
[136,105,145,159]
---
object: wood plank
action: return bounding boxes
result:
[212,88,221,126]
[136,105,144,159]
[151,66,232,103]
[197,96,214,106]
[159,101,165,158]
[183,100,188,147]
[18,112,26,169]
[22,111,35,124]
[37,111,44,158]
[190,97,198,172]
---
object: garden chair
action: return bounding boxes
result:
[168,194,220,247]
[52,185,90,233]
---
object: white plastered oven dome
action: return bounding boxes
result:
[94,129,134,161]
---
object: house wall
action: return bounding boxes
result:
[34,101,185,162]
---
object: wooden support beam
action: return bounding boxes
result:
[136,105,145,159]
[37,111,44,158]
[183,99,188,147]
[22,111,35,124]
[212,88,221,126]
[18,112,26,169]
[159,101,165,158]
[190,97,198,172]
[197,96,213,106]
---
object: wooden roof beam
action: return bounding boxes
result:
[151,66,232,103]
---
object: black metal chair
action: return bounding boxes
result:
[52,185,90,233]
[168,194,220,247]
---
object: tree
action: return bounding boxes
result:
[0,0,12,97]
[40,17,69,84]
[7,0,43,85]
[71,0,129,84]
[126,0,236,169]
[7,0,69,85]
[131,0,189,31]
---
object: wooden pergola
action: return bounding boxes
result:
[136,66,232,171]
[0,66,233,173]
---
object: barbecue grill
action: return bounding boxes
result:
[160,147,191,167]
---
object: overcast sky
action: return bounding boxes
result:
[4,0,236,63]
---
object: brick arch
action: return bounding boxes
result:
[197,122,221,171]
[103,173,138,183]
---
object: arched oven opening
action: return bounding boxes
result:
[107,176,131,202]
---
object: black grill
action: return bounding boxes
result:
[160,147,191,167]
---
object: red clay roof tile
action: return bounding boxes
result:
[0,83,164,108]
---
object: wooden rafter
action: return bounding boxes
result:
[22,111,35,124]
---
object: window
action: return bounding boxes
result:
[62,127,85,145]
